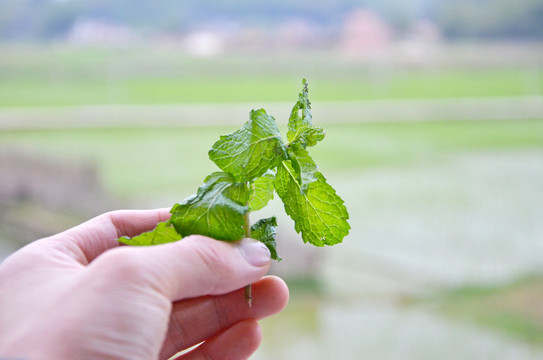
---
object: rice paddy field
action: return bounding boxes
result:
[0,43,542,107]
[1,43,543,359]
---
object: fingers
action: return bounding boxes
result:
[45,209,171,264]
[104,208,172,238]
[159,276,289,359]
[90,235,272,301]
[175,320,262,360]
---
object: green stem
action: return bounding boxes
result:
[243,211,251,238]
[243,195,253,307]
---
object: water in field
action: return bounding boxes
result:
[257,299,543,360]
[329,152,543,289]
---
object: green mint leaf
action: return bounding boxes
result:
[289,126,325,148]
[251,216,281,261]
[287,79,325,148]
[209,109,287,182]
[275,161,350,247]
[170,172,249,241]
[249,170,275,211]
[118,221,181,246]
[288,143,318,194]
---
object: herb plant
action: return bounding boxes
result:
[119,79,350,304]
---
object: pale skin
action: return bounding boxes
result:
[0,209,289,359]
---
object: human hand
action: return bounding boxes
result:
[0,209,289,360]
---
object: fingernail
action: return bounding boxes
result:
[236,238,270,267]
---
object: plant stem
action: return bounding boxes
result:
[243,210,252,307]
[243,212,251,238]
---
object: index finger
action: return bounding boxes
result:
[46,209,171,264]
[159,276,289,359]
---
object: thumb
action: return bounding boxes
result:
[90,236,271,301]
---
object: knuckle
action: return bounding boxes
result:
[212,295,232,328]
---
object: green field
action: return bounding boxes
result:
[2,45,541,205]
[0,45,542,107]
[2,119,542,200]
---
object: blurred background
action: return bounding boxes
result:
[1,0,543,359]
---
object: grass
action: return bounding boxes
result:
[2,69,542,107]
[426,275,543,346]
[0,45,541,107]
[0,126,228,201]
[309,119,543,172]
[1,119,542,201]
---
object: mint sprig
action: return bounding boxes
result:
[119,79,350,261]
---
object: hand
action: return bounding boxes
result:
[0,209,289,360]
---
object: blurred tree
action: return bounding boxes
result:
[436,0,543,40]
[0,0,541,41]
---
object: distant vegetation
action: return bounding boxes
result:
[0,0,542,41]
